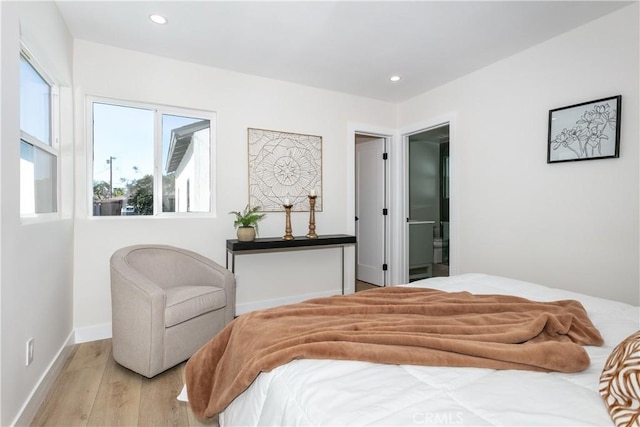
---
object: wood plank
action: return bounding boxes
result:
[31,339,219,426]
[30,345,78,426]
[138,361,191,426]
[66,339,112,372]
[31,340,110,426]
[86,344,142,426]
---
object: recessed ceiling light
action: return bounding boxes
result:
[149,14,167,25]
[390,75,401,82]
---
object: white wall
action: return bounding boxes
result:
[175,128,210,212]
[1,2,74,425]
[1,4,637,423]
[72,40,397,333]
[398,4,639,305]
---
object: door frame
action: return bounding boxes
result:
[347,123,396,290]
[399,113,458,283]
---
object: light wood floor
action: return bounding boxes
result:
[355,280,380,292]
[31,339,217,427]
[33,285,379,426]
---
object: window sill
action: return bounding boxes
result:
[88,212,217,220]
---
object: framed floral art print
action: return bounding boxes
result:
[547,95,621,163]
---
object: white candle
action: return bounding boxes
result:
[284,198,290,206]
[310,189,316,197]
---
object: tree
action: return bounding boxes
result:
[93,181,110,200]
[127,174,154,215]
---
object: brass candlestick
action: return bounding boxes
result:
[306,195,318,238]
[283,204,294,240]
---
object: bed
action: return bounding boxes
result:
[183,273,639,426]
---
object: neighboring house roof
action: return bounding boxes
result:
[165,120,209,174]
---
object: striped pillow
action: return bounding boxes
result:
[599,330,640,427]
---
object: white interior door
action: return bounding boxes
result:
[355,137,386,285]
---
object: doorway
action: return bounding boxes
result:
[406,124,450,281]
[355,133,388,287]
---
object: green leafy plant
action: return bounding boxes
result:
[229,205,266,235]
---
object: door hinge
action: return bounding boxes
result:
[382,152,388,160]
[382,208,388,216]
[382,263,388,271]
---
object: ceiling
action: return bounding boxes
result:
[55,1,632,103]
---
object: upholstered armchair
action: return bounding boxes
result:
[110,244,235,378]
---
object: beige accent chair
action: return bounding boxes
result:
[110,244,235,378]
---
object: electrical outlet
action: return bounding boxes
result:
[26,338,34,366]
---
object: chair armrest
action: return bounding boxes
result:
[110,250,167,376]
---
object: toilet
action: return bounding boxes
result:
[433,238,448,264]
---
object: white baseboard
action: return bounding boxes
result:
[236,289,340,315]
[74,322,112,343]
[73,290,348,342]
[13,331,75,427]
[11,290,349,426]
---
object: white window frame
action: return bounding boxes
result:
[87,96,217,218]
[19,43,60,221]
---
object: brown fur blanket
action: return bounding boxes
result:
[185,286,603,419]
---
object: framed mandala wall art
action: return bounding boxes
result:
[248,128,322,212]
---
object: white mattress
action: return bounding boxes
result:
[217,274,639,426]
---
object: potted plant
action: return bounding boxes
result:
[229,204,266,242]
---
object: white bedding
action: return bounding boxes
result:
[218,274,639,426]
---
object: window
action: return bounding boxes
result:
[90,99,213,216]
[20,51,58,215]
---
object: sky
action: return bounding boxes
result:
[92,102,202,191]
[20,55,50,145]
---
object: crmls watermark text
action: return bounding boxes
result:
[413,411,464,425]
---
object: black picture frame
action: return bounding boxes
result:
[547,95,621,163]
